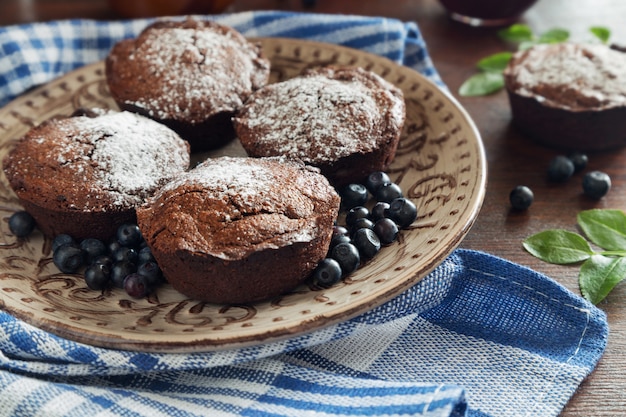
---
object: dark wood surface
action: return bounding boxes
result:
[2,0,626,415]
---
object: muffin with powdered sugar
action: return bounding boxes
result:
[233,66,406,187]
[136,156,340,304]
[106,18,270,151]
[504,42,626,151]
[3,109,190,241]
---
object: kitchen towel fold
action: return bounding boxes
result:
[0,11,608,417]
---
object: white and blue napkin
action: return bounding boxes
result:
[0,11,607,417]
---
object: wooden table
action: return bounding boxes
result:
[1,0,625,415]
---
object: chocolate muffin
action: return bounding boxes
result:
[233,66,406,187]
[504,42,626,151]
[136,156,340,304]
[3,109,190,241]
[106,18,270,152]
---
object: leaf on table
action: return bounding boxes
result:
[523,229,593,264]
[458,72,504,97]
[476,52,513,72]
[537,28,570,44]
[497,23,534,43]
[589,26,611,43]
[579,255,626,304]
[577,209,626,251]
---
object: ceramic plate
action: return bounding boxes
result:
[0,38,486,352]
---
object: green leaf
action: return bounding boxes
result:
[476,52,513,72]
[538,28,570,44]
[458,72,505,97]
[590,26,611,43]
[579,255,626,304]
[577,209,626,251]
[497,24,534,43]
[523,229,593,264]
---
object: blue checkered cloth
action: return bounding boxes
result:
[0,11,607,417]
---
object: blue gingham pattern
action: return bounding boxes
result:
[0,12,607,417]
[0,12,442,107]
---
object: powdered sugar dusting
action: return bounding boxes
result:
[162,156,274,204]
[236,75,384,162]
[122,25,263,122]
[508,43,626,109]
[55,111,189,208]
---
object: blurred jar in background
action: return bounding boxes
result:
[107,0,235,18]
[438,0,538,26]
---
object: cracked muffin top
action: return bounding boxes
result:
[233,65,405,187]
[234,66,405,163]
[105,18,270,125]
[137,156,340,261]
[3,109,190,212]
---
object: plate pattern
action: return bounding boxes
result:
[0,38,485,352]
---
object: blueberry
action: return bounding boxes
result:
[350,217,374,235]
[345,206,369,227]
[137,246,156,265]
[330,242,360,276]
[364,171,391,193]
[53,243,84,273]
[340,183,369,209]
[509,185,534,210]
[332,225,349,238]
[330,234,351,251]
[370,201,390,222]
[547,155,575,182]
[386,198,418,228]
[80,238,107,263]
[582,171,611,200]
[373,218,399,245]
[124,273,152,298]
[84,263,111,290]
[108,239,122,255]
[8,211,36,238]
[110,261,137,288]
[92,254,114,269]
[311,258,342,287]
[137,261,163,286]
[375,182,404,203]
[568,152,588,173]
[52,234,75,252]
[112,246,138,264]
[116,223,143,247]
[352,228,381,260]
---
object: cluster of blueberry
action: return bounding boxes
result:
[548,153,612,199]
[510,152,612,210]
[310,171,417,288]
[5,211,166,300]
[50,224,164,298]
